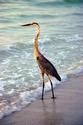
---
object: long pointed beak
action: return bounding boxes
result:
[21,23,32,27]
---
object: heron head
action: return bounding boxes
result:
[21,22,40,33]
[21,22,39,27]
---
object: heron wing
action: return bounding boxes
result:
[37,54,61,81]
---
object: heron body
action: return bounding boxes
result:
[22,22,61,100]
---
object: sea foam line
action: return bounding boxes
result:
[0,67,83,119]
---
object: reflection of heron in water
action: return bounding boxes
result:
[21,22,61,100]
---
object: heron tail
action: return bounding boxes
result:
[56,74,61,81]
[53,69,61,81]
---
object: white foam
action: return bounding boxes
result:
[0,111,4,120]
[58,34,82,42]
[7,89,15,95]
[1,58,10,65]
[39,35,51,43]
[0,81,4,91]
[0,93,3,96]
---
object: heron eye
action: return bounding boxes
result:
[37,57,39,60]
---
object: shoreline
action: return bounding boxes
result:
[0,73,83,125]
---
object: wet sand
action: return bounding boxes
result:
[0,74,83,125]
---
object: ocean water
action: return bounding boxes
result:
[0,0,83,119]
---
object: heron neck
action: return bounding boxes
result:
[34,24,40,49]
[34,32,39,49]
[34,24,40,60]
[34,32,40,62]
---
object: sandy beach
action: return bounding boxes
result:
[0,73,83,125]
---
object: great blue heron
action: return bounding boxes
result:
[21,22,61,100]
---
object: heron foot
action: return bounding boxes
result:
[41,97,44,100]
[51,96,56,99]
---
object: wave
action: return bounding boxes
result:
[63,0,83,3]
[0,0,83,4]
[0,67,83,119]
[34,0,83,7]
[18,14,55,19]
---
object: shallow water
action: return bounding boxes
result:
[0,0,83,119]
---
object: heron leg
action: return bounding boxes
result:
[47,75,55,99]
[42,73,45,100]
